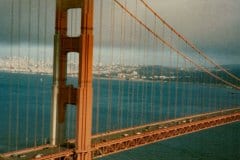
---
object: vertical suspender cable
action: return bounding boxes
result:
[8,0,14,151]
[150,15,157,122]
[174,54,179,118]
[126,3,132,127]
[206,61,211,112]
[139,1,144,125]
[15,0,22,150]
[124,0,134,127]
[41,0,48,144]
[181,59,186,117]
[194,62,198,113]
[140,21,145,124]
[145,5,151,124]
[203,62,208,112]
[186,44,192,116]
[213,69,218,111]
[159,24,165,121]
[117,1,121,129]
[209,66,213,112]
[188,61,192,115]
[25,0,32,148]
[141,5,147,124]
[190,61,195,115]
[135,0,141,126]
[129,19,133,127]
[167,30,173,120]
[107,0,115,131]
[201,61,207,112]
[34,0,41,146]
[199,60,202,113]
[198,58,202,113]
[200,60,208,112]
[182,59,186,117]
[130,0,136,127]
[190,62,195,115]
[96,0,103,134]
[117,0,125,129]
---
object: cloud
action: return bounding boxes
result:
[0,0,55,45]
[145,0,240,55]
[0,0,239,64]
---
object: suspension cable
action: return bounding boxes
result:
[140,0,240,82]
[113,0,240,90]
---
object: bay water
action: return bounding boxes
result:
[0,72,239,159]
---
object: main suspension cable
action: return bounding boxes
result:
[113,0,240,90]
[140,0,240,83]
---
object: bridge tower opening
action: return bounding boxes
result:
[51,0,93,160]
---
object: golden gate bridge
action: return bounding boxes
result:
[0,0,240,160]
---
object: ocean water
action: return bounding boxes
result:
[0,72,239,159]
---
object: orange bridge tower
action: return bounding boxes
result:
[51,0,93,160]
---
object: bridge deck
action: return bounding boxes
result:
[1,108,239,160]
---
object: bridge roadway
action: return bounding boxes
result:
[1,108,240,160]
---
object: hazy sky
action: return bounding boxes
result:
[146,0,240,64]
[0,0,239,64]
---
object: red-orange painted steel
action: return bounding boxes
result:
[92,112,240,158]
[2,110,239,159]
[75,0,94,160]
[53,0,94,159]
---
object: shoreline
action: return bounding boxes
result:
[0,70,235,89]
